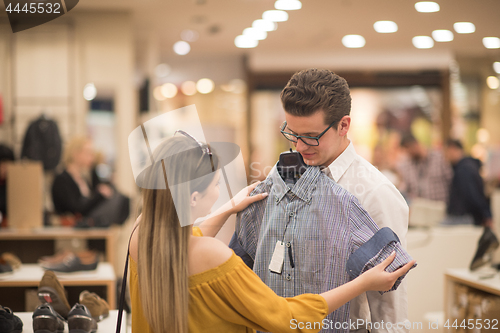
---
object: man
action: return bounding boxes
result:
[398,133,452,203]
[232,69,410,333]
[443,139,492,227]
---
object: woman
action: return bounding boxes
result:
[129,134,415,333]
[52,137,129,227]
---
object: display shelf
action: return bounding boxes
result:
[0,263,116,311]
[15,309,126,333]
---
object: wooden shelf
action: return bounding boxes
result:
[0,263,116,310]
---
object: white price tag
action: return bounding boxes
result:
[269,241,285,274]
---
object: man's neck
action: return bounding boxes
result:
[323,137,350,168]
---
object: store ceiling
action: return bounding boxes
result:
[78,0,500,71]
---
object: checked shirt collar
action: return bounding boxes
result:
[269,164,322,204]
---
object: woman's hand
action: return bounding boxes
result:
[358,252,416,292]
[228,181,268,215]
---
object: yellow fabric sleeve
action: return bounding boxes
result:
[188,253,328,333]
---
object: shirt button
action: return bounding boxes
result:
[289,212,295,217]
[286,274,291,281]
[286,242,291,247]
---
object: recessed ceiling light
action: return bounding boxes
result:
[373,21,398,33]
[234,35,258,48]
[243,28,267,41]
[196,78,215,94]
[342,35,366,48]
[486,76,499,90]
[181,30,199,42]
[275,0,302,10]
[181,81,197,96]
[453,22,475,34]
[415,1,440,13]
[252,19,277,32]
[153,86,166,101]
[173,41,190,55]
[494,62,500,74]
[161,83,178,98]
[483,37,500,49]
[412,36,434,49]
[83,83,97,101]
[154,64,171,78]
[432,30,454,42]
[263,10,289,22]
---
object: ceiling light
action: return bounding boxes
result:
[483,37,500,49]
[181,29,199,42]
[252,19,277,32]
[181,81,197,96]
[243,28,267,40]
[154,63,171,78]
[234,35,258,48]
[342,35,366,48]
[415,1,440,13]
[161,83,178,98]
[83,83,97,101]
[453,22,475,34]
[432,30,454,42]
[494,62,500,74]
[412,36,434,49]
[173,41,191,55]
[487,76,500,90]
[196,78,215,94]
[275,0,302,10]
[153,86,166,101]
[262,10,288,22]
[373,21,398,33]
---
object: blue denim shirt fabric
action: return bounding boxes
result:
[346,227,416,294]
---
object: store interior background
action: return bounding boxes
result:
[1,0,500,330]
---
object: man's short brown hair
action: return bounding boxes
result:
[280,68,352,126]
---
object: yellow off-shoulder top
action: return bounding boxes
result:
[130,227,328,333]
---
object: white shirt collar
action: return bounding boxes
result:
[326,141,357,182]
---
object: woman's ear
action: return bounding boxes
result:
[190,191,199,207]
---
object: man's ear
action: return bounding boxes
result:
[190,191,199,207]
[337,115,351,136]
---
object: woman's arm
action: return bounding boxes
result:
[198,181,268,237]
[320,252,416,313]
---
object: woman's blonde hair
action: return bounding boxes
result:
[137,136,218,333]
[63,136,90,166]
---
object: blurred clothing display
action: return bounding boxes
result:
[21,115,62,171]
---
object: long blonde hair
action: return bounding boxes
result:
[137,136,218,333]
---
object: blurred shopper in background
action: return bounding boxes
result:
[443,139,492,227]
[398,133,452,203]
[51,137,129,228]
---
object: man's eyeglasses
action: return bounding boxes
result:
[174,130,215,172]
[280,120,337,146]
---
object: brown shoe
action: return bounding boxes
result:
[1,252,22,270]
[38,270,71,319]
[79,291,109,322]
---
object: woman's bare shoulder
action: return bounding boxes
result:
[189,236,233,275]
